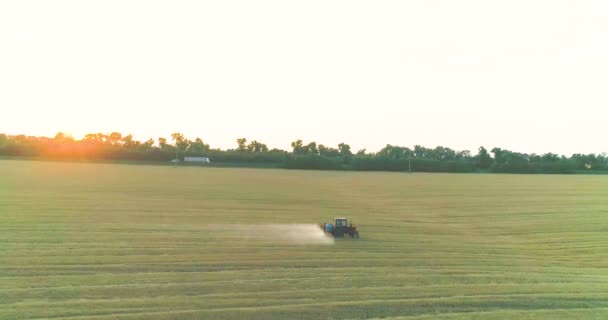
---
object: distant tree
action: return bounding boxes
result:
[432,146,456,161]
[319,144,340,157]
[491,147,505,164]
[188,137,210,154]
[54,132,65,141]
[456,150,471,160]
[0,131,596,174]
[476,146,492,169]
[84,133,102,143]
[122,134,132,145]
[85,133,104,144]
[541,153,560,162]
[599,153,608,170]
[571,153,605,170]
[171,132,190,151]
[247,140,268,153]
[158,137,169,149]
[142,138,155,149]
[414,145,432,158]
[171,132,184,144]
[378,145,406,159]
[108,132,122,145]
[53,132,74,143]
[291,139,306,154]
[122,134,139,149]
[338,143,352,156]
[306,142,318,155]
[237,138,247,152]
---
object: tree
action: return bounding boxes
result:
[108,132,122,145]
[0,131,596,174]
[541,153,560,163]
[306,142,318,155]
[414,145,431,158]
[491,147,505,164]
[122,134,139,149]
[171,132,190,151]
[378,145,409,159]
[236,138,247,152]
[188,138,210,154]
[291,139,306,154]
[319,144,340,157]
[53,132,73,143]
[84,133,102,143]
[142,138,155,149]
[476,146,492,169]
[432,146,456,161]
[338,143,352,157]
[247,140,268,153]
[456,150,471,160]
[158,137,169,149]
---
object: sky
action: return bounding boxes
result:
[1,1,607,155]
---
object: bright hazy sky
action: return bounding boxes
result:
[1,1,607,155]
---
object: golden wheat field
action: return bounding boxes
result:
[1,160,608,319]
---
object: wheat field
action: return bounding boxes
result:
[1,160,608,319]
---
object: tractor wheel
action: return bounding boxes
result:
[352,232,359,239]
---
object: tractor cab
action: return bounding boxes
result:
[335,217,348,227]
[320,217,360,239]
[329,217,359,239]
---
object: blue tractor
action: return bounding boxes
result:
[321,217,359,239]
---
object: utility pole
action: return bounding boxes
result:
[408,154,411,174]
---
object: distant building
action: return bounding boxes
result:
[184,156,211,163]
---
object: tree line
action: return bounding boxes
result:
[1,132,606,174]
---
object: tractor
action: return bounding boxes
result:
[320,217,359,239]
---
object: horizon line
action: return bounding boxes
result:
[2,131,606,157]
